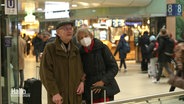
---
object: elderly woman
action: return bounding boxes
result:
[75,28,120,103]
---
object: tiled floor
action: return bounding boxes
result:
[23,55,183,104]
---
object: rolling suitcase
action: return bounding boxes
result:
[91,86,107,104]
[23,65,42,104]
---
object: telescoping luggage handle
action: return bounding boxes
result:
[36,64,40,79]
[91,86,106,104]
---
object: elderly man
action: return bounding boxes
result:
[40,21,85,104]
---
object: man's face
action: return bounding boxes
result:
[43,35,49,42]
[56,24,73,43]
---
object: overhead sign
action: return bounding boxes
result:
[167,4,182,16]
[45,2,70,19]
[5,0,17,15]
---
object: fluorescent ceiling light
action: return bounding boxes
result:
[72,4,77,7]
[1,4,5,6]
[78,2,89,7]
[37,8,43,11]
[91,3,100,7]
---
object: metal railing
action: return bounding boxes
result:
[98,90,184,104]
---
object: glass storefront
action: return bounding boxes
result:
[0,1,19,103]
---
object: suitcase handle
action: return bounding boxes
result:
[91,86,106,104]
[91,86,106,90]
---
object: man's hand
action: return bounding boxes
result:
[52,93,63,104]
[77,82,84,95]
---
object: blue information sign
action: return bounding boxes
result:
[167,4,182,16]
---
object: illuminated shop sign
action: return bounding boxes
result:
[125,22,142,26]
[112,19,125,27]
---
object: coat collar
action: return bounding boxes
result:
[54,37,79,57]
[80,38,104,54]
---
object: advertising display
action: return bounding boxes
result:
[112,19,125,27]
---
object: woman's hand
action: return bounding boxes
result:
[92,80,105,94]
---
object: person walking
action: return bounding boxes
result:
[39,21,85,104]
[154,28,174,83]
[75,28,120,103]
[114,34,129,72]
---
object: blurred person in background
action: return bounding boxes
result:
[114,33,129,72]
[42,31,55,49]
[146,35,159,81]
[138,31,150,72]
[23,33,31,56]
[11,30,26,88]
[32,32,44,62]
[39,31,56,59]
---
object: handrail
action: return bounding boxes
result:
[98,90,184,104]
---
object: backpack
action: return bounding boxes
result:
[146,41,159,57]
[124,42,130,53]
[164,38,175,56]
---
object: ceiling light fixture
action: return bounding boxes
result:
[78,2,89,7]
[37,8,43,11]
[1,4,5,6]
[71,4,77,7]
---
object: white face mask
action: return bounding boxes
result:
[80,37,92,47]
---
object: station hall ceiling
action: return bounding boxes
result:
[18,0,153,13]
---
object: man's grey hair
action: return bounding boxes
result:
[42,31,51,37]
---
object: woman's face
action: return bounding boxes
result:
[78,32,92,47]
[78,32,91,41]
